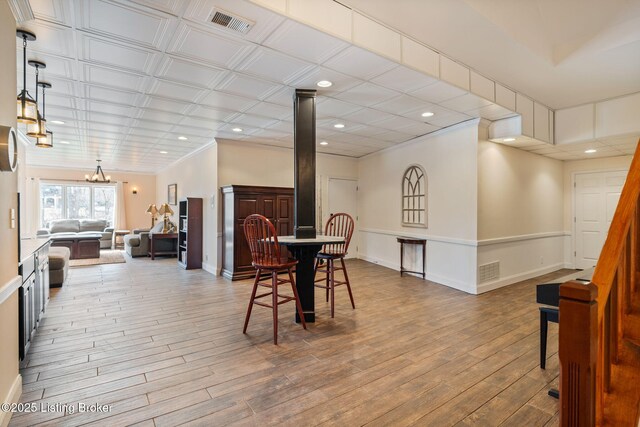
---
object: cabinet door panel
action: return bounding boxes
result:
[276,195,293,236]
[237,197,258,220]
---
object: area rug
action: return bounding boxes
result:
[69,250,126,267]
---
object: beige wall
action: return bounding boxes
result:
[25,166,156,231]
[0,3,20,425]
[477,134,564,240]
[155,144,218,271]
[562,155,633,231]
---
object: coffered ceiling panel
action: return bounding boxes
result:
[215,73,282,100]
[184,0,285,44]
[79,34,158,73]
[263,20,350,65]
[156,56,228,88]
[84,84,140,105]
[30,0,72,26]
[22,0,573,173]
[235,47,315,85]
[167,23,254,68]
[76,0,175,50]
[82,63,147,91]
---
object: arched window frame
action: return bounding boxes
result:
[401,164,427,228]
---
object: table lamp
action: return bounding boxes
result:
[158,203,174,233]
[146,204,158,227]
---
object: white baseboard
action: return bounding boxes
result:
[202,262,217,275]
[476,262,565,294]
[0,374,22,427]
[358,254,476,294]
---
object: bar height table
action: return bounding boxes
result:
[278,235,345,323]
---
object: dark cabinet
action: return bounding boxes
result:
[221,185,294,280]
[178,197,203,270]
[19,240,51,359]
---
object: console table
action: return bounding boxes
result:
[397,237,427,278]
[149,232,178,260]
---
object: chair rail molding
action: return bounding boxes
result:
[0,275,21,305]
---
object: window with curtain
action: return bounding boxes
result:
[401,165,427,227]
[40,182,116,227]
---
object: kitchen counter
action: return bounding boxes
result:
[20,237,51,265]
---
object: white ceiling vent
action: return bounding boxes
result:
[210,9,254,34]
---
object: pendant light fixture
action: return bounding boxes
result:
[16,29,38,124]
[85,160,111,183]
[35,81,53,148]
[27,60,47,139]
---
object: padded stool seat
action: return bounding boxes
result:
[49,246,70,287]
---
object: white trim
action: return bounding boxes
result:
[8,0,33,22]
[477,231,567,246]
[202,262,217,275]
[357,254,476,294]
[359,227,477,247]
[0,276,21,306]
[0,374,22,427]
[477,263,565,294]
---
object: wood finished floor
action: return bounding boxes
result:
[10,257,568,427]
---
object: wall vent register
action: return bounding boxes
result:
[479,261,500,283]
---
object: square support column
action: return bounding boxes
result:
[293,89,317,239]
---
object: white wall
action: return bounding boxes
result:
[216,139,358,270]
[357,121,479,293]
[477,131,565,292]
[0,3,21,425]
[155,144,218,273]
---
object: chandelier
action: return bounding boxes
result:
[85,160,111,183]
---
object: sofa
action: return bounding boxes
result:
[38,219,114,249]
[124,222,174,257]
[49,246,70,287]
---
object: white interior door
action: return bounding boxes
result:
[574,171,626,269]
[327,178,358,259]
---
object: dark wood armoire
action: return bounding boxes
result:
[221,185,294,280]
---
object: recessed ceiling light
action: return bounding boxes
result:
[50,120,65,125]
[320,141,328,146]
[317,80,333,88]
[334,123,345,129]
[503,138,516,142]
[178,136,188,141]
[59,140,70,144]
[421,112,434,118]
[232,127,243,132]
[585,149,597,154]
[160,151,168,154]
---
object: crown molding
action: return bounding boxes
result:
[8,0,34,24]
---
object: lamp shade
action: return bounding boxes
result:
[146,204,158,215]
[158,203,174,216]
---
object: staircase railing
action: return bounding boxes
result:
[559,140,640,426]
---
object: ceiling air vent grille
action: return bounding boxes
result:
[210,10,253,34]
[478,261,500,283]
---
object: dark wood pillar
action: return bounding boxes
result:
[293,89,317,239]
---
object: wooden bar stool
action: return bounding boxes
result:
[314,213,355,318]
[243,214,306,344]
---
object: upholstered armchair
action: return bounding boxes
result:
[124,223,173,257]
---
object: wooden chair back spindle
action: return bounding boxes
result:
[323,213,354,256]
[243,214,282,268]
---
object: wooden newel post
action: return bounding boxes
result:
[559,280,598,427]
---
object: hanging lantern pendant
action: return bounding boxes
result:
[36,81,53,148]
[16,29,38,124]
[27,60,47,139]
